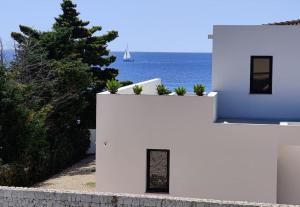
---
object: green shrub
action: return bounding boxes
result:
[194,84,205,96]
[174,86,187,96]
[133,85,143,95]
[156,84,171,95]
[106,79,121,94]
[1,52,92,186]
[0,164,28,186]
[0,66,50,186]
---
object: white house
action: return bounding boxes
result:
[96,21,300,205]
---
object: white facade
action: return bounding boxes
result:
[213,25,300,121]
[96,26,300,205]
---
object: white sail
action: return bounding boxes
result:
[123,51,128,60]
[123,45,133,61]
[126,50,131,59]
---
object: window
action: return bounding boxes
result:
[250,56,273,94]
[146,149,170,193]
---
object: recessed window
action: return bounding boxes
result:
[250,56,273,94]
[146,149,170,193]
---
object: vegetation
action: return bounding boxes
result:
[133,85,143,95]
[85,181,96,188]
[106,80,121,94]
[0,0,126,186]
[194,84,205,96]
[11,0,121,128]
[156,84,171,95]
[174,86,187,96]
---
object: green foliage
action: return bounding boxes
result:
[0,65,50,186]
[0,163,30,186]
[174,86,187,96]
[0,0,133,186]
[106,79,121,94]
[1,28,92,186]
[85,181,96,188]
[0,66,28,163]
[193,84,206,96]
[53,0,90,39]
[133,85,143,95]
[53,0,118,76]
[11,0,125,128]
[156,84,171,95]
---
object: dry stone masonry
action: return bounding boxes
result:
[0,186,293,207]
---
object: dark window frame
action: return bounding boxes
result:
[146,149,170,193]
[250,56,273,94]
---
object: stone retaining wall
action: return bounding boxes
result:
[0,186,289,207]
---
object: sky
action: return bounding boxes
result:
[0,0,300,52]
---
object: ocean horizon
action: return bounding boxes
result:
[3,50,212,92]
[112,52,212,92]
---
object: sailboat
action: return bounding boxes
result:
[123,45,134,62]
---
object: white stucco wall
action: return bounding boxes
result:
[277,145,300,204]
[96,26,300,204]
[213,25,300,120]
[96,92,300,204]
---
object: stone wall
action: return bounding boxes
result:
[0,186,289,207]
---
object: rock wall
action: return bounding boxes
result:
[0,186,286,207]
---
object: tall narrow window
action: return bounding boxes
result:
[250,56,273,94]
[146,149,170,193]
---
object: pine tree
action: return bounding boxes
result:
[53,0,118,72]
[12,0,119,92]
[11,0,123,127]
[53,0,120,127]
[53,0,90,39]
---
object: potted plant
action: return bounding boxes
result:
[193,84,205,96]
[106,79,121,94]
[133,85,143,95]
[174,86,187,96]
[156,84,171,95]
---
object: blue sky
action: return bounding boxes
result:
[0,0,299,52]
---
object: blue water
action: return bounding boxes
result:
[111,52,212,92]
[4,50,212,92]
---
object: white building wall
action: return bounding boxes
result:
[213,25,300,120]
[96,92,300,203]
[277,145,300,204]
[96,26,300,204]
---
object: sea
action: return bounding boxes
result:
[4,51,212,92]
[111,52,212,92]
